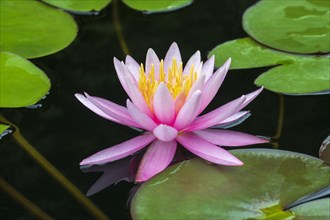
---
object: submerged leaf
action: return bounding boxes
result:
[0,0,77,58]
[131,149,330,219]
[243,0,330,54]
[319,135,330,164]
[0,52,51,108]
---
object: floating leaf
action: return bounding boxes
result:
[255,56,330,94]
[0,0,77,58]
[0,123,13,140]
[209,38,294,69]
[209,37,330,95]
[243,0,330,54]
[122,0,192,13]
[42,0,111,12]
[0,52,51,108]
[131,149,329,219]
[291,198,330,219]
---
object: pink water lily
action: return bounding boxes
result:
[76,43,268,182]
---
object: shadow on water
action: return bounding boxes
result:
[1,0,329,219]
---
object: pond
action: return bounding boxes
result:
[0,0,329,219]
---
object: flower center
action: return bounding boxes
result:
[138,58,198,109]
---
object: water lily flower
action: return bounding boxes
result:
[76,43,268,182]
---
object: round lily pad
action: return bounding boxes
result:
[255,56,330,94]
[209,37,330,95]
[243,0,330,54]
[122,0,192,13]
[0,123,12,140]
[209,38,295,69]
[131,149,329,219]
[0,0,78,58]
[42,0,111,12]
[0,52,51,108]
[0,124,10,135]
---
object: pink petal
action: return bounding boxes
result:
[114,57,130,93]
[241,87,263,109]
[76,93,140,127]
[153,124,178,142]
[194,129,269,146]
[187,74,205,100]
[127,100,157,131]
[218,111,250,125]
[145,49,160,78]
[203,55,215,82]
[125,55,140,81]
[186,95,246,131]
[199,58,231,113]
[173,90,202,130]
[176,133,243,166]
[183,51,201,75]
[75,93,119,123]
[124,74,151,116]
[80,133,156,166]
[213,111,251,128]
[89,95,131,119]
[153,83,175,124]
[164,42,182,73]
[174,92,186,113]
[136,140,177,182]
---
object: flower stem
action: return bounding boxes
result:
[271,94,285,148]
[0,115,109,220]
[0,177,53,220]
[112,0,130,55]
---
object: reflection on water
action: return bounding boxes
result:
[1,0,329,219]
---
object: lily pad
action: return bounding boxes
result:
[42,0,111,12]
[209,38,294,69]
[131,149,330,219]
[243,0,330,54]
[291,198,330,219]
[0,123,12,140]
[255,56,330,94]
[122,0,192,13]
[0,0,77,58]
[0,52,51,108]
[0,124,10,135]
[209,37,330,95]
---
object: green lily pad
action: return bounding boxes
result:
[131,149,330,219]
[255,56,330,94]
[0,0,77,58]
[42,0,111,12]
[122,0,192,13]
[209,38,295,69]
[291,198,330,219]
[209,37,330,95]
[243,0,330,54]
[0,52,51,108]
[0,124,10,135]
[0,123,13,140]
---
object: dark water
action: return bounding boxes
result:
[1,0,329,219]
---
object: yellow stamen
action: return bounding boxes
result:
[138,58,198,110]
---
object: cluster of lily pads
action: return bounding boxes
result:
[209,0,329,95]
[0,0,192,129]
